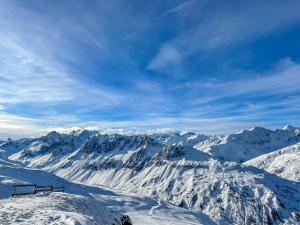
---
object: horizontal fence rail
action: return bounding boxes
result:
[52,187,64,192]
[12,184,64,197]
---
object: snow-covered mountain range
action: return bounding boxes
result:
[1,126,300,224]
[195,125,300,163]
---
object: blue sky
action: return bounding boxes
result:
[1,0,300,138]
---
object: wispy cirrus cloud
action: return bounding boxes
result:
[179,58,300,103]
[149,0,300,73]
[169,58,300,128]
[160,0,198,16]
[0,1,124,106]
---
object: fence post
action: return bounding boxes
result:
[34,184,37,194]
[13,184,16,197]
[51,185,53,192]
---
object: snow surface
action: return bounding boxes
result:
[245,142,300,182]
[0,158,213,225]
[0,193,132,225]
[0,159,133,225]
[7,129,300,224]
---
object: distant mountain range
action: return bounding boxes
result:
[1,126,300,224]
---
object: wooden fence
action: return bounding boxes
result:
[12,184,64,197]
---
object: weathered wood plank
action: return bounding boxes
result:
[13,184,36,187]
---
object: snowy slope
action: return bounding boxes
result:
[8,130,300,224]
[0,193,132,225]
[0,159,214,225]
[0,160,132,225]
[195,125,300,163]
[91,186,216,225]
[244,142,300,182]
[53,159,300,224]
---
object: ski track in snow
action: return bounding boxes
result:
[91,185,216,225]
[149,199,162,217]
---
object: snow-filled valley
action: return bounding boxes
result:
[1,126,300,224]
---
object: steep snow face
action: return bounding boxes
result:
[195,126,300,163]
[244,142,300,182]
[9,131,300,225]
[113,161,300,225]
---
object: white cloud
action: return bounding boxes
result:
[148,43,182,72]
[45,116,270,135]
[0,113,44,139]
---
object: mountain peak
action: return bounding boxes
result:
[248,126,267,132]
[283,124,296,131]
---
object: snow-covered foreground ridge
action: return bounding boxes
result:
[1,126,300,224]
[0,160,132,225]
